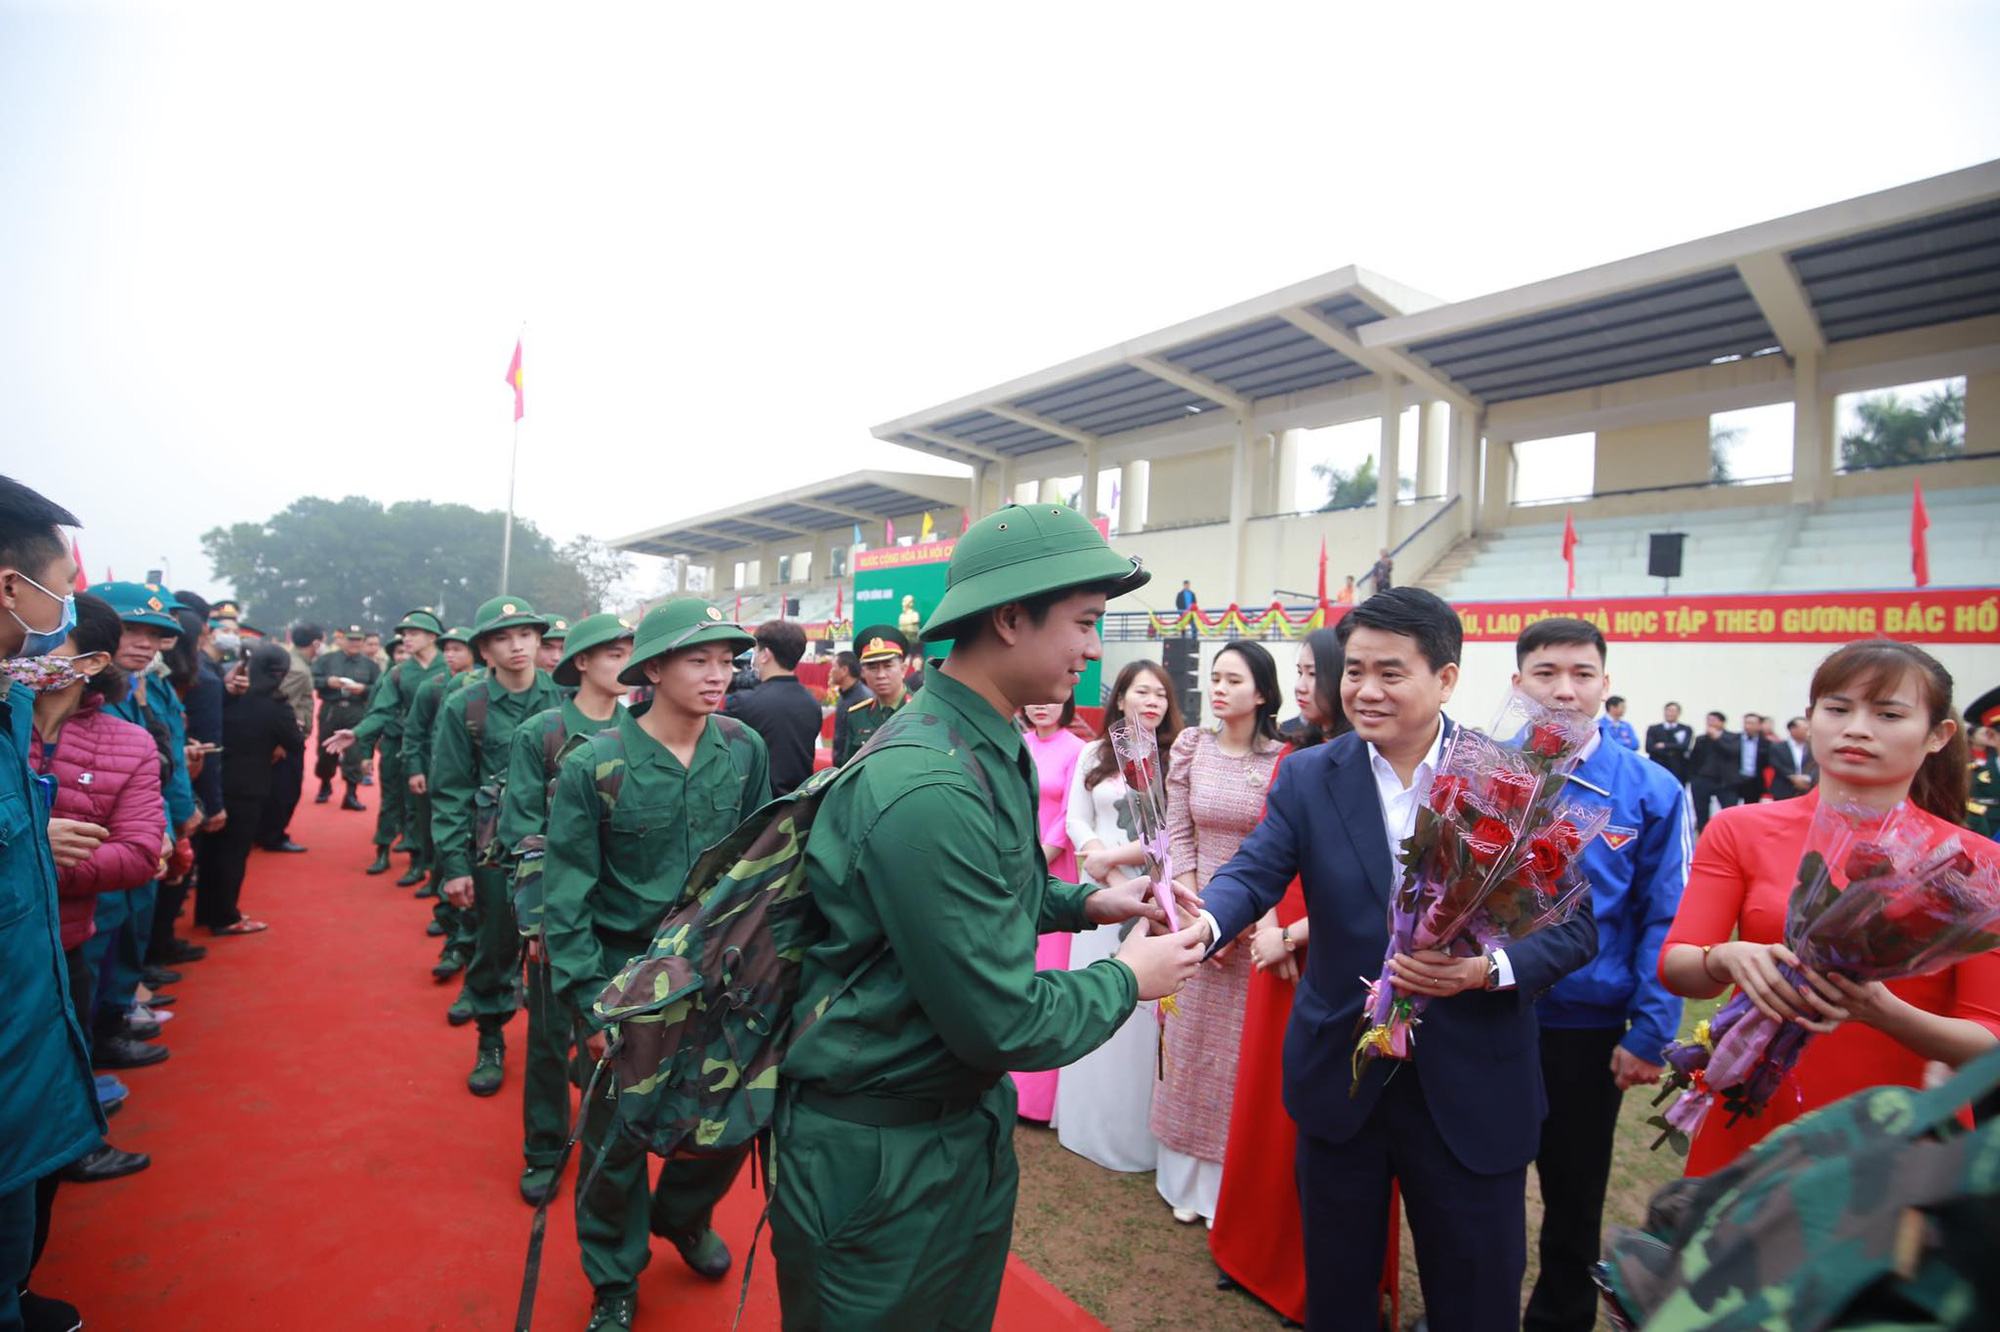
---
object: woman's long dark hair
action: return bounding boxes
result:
[1292,627,1350,748]
[1216,639,1284,746]
[1083,659,1186,791]
[73,593,128,704]
[165,607,206,694]
[1808,638,1968,825]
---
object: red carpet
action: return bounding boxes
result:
[38,779,1104,1331]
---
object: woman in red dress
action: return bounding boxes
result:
[1208,628,1348,1326]
[1660,639,2000,1176]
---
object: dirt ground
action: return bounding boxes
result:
[1009,1000,1718,1331]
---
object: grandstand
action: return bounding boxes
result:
[1428,484,2000,601]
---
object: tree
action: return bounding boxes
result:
[1709,425,1742,484]
[1312,454,1378,510]
[556,534,634,613]
[1838,383,1965,470]
[201,496,600,632]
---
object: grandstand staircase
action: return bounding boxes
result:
[1416,534,1488,595]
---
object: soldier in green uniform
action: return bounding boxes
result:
[771,504,1207,1331]
[497,611,634,1205]
[1969,724,2000,838]
[312,625,381,809]
[327,608,448,877]
[432,596,565,1095]
[541,598,771,1332]
[832,624,912,764]
[405,625,477,908]
[538,615,570,678]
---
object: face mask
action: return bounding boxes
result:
[0,652,97,693]
[213,631,242,656]
[5,572,77,658]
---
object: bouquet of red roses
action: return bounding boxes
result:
[1351,692,1611,1093]
[1650,799,2000,1153]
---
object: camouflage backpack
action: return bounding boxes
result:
[461,689,516,866]
[508,708,599,940]
[1597,1045,2000,1331]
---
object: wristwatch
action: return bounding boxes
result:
[1483,952,1501,991]
[1280,926,1295,953]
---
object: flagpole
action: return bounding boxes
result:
[500,413,519,593]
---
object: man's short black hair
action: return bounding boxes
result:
[1787,715,1806,729]
[0,475,80,576]
[1516,616,1606,666]
[1334,586,1461,671]
[834,650,859,676]
[754,619,807,671]
[1665,701,1681,710]
[291,623,324,649]
[1606,694,1626,709]
[1708,710,1727,723]
[953,580,1121,649]
[175,590,212,619]
[1743,712,1761,724]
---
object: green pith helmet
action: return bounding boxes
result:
[618,599,754,686]
[542,615,571,641]
[920,502,1147,643]
[554,612,637,686]
[439,625,473,647]
[94,580,185,631]
[470,594,549,642]
[396,606,445,635]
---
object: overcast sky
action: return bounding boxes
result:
[5,0,1997,600]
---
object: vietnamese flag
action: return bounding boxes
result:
[1912,481,1931,588]
[1316,535,1328,610]
[506,340,525,421]
[884,517,896,546]
[71,539,88,590]
[1561,511,1578,597]
[961,508,971,534]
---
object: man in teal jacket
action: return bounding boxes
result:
[0,476,103,1331]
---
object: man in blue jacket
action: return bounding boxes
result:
[0,476,102,1332]
[1193,588,1598,1332]
[1513,617,1689,1332]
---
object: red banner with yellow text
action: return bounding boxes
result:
[1454,588,2000,644]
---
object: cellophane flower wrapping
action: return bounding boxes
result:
[1107,717,1182,1076]
[1350,692,1610,1093]
[1649,798,2000,1153]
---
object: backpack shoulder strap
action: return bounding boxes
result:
[464,688,488,749]
[848,708,995,805]
[540,709,571,778]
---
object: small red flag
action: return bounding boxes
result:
[1912,481,1930,587]
[71,540,88,590]
[884,517,896,546]
[506,340,524,421]
[961,508,971,534]
[1561,511,1579,598]
[1316,535,1328,610]
[834,583,843,620]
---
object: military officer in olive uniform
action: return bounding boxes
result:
[832,625,912,764]
[496,612,634,1206]
[772,504,1207,1330]
[328,608,449,878]
[431,596,565,1095]
[313,625,381,809]
[541,599,771,1332]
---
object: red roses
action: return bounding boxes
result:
[1430,774,1470,818]
[1484,767,1537,815]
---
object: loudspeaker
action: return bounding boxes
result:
[1162,637,1203,727]
[1648,533,1685,580]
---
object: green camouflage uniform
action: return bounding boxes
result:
[773,667,1134,1330]
[498,697,622,1181]
[431,667,564,1038]
[407,664,479,950]
[834,689,909,765]
[542,704,769,1298]
[350,651,448,856]
[313,648,380,785]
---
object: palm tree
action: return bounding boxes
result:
[1839,384,1965,470]
[1312,455,1378,510]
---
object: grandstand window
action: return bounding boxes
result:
[1512,433,1595,505]
[778,554,792,583]
[1834,377,1968,473]
[1708,403,1794,484]
[1295,419,1380,512]
[1398,405,1419,501]
[794,551,812,582]
[830,545,848,578]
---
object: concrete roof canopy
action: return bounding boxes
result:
[608,469,970,560]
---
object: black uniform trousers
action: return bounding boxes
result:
[1688,778,1741,830]
[194,797,265,930]
[1525,1025,1627,1332]
[1297,1063,1526,1332]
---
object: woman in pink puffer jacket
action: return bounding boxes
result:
[25,602,166,952]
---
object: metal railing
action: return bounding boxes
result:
[1833,448,2000,476]
[1510,474,1791,510]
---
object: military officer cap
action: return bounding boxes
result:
[469,594,549,642]
[553,612,636,686]
[920,502,1147,643]
[617,598,754,686]
[343,624,367,639]
[542,615,571,642]
[209,599,242,623]
[854,624,910,664]
[438,624,473,647]
[95,580,186,632]
[396,606,445,635]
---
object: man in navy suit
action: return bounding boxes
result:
[1192,588,1597,1331]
